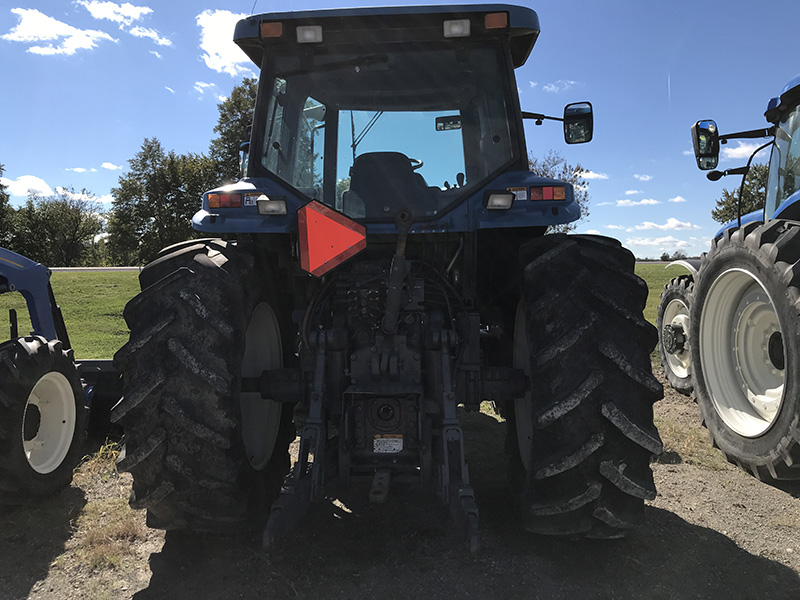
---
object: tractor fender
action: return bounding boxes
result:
[0,247,58,340]
[665,258,701,278]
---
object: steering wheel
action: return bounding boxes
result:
[409,158,424,171]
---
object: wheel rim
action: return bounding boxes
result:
[23,371,76,474]
[513,301,533,472]
[663,297,691,378]
[699,268,785,437]
[240,302,283,470]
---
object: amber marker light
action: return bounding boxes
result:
[208,193,242,209]
[260,22,283,38]
[484,12,508,30]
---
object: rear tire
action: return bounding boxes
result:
[112,239,295,531]
[0,336,85,503]
[657,275,694,395]
[510,234,662,537]
[691,221,800,481]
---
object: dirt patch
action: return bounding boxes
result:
[2,368,800,599]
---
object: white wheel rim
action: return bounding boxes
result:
[513,301,533,472]
[240,302,283,470]
[699,268,785,437]
[663,297,691,378]
[23,371,76,474]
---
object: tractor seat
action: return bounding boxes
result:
[343,151,434,218]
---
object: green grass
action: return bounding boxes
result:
[0,271,140,359]
[635,263,687,326]
[0,264,674,360]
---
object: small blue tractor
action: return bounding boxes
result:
[0,248,121,503]
[658,74,800,482]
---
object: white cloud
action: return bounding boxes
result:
[597,201,614,206]
[634,218,700,231]
[150,50,162,59]
[606,224,625,230]
[102,162,122,170]
[194,81,216,95]
[543,79,579,93]
[584,229,600,235]
[633,174,653,182]
[129,25,171,47]
[0,175,53,197]
[626,236,689,249]
[683,149,694,156]
[616,198,660,207]
[165,86,175,94]
[721,141,765,160]
[77,1,152,27]
[2,8,115,55]
[196,10,252,77]
[581,171,609,180]
[668,195,686,203]
[66,167,87,173]
[625,189,642,195]
[529,81,537,88]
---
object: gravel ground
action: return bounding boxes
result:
[1,368,799,600]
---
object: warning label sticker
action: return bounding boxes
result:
[507,187,527,201]
[373,434,403,454]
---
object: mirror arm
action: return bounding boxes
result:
[521,111,563,125]
[719,126,774,142]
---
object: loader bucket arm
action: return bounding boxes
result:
[0,247,65,344]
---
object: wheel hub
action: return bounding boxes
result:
[662,323,686,355]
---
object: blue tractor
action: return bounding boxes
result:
[112,4,662,549]
[0,248,86,503]
[658,74,800,482]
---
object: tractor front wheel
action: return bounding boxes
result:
[657,275,694,395]
[0,336,85,503]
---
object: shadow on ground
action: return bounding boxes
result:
[0,486,86,599]
[131,410,800,600]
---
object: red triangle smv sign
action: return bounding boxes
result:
[298,201,367,277]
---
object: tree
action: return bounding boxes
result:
[9,188,104,267]
[0,163,12,248]
[711,162,768,224]
[528,150,590,234]
[108,138,218,265]
[209,77,258,184]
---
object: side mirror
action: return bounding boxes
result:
[691,120,719,170]
[239,141,250,179]
[563,102,593,144]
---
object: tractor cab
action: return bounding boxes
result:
[194,5,592,244]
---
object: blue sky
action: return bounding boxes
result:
[1,0,797,258]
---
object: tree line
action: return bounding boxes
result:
[0,78,258,267]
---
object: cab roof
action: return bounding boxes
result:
[234,4,540,69]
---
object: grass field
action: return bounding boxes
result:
[0,263,682,360]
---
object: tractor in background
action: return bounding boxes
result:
[658,74,800,481]
[0,247,120,503]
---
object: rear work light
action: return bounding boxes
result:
[484,191,515,210]
[530,186,566,201]
[208,193,242,209]
[296,25,322,43]
[257,196,287,215]
[443,19,470,38]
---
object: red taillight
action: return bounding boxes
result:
[208,193,242,209]
[530,186,566,201]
